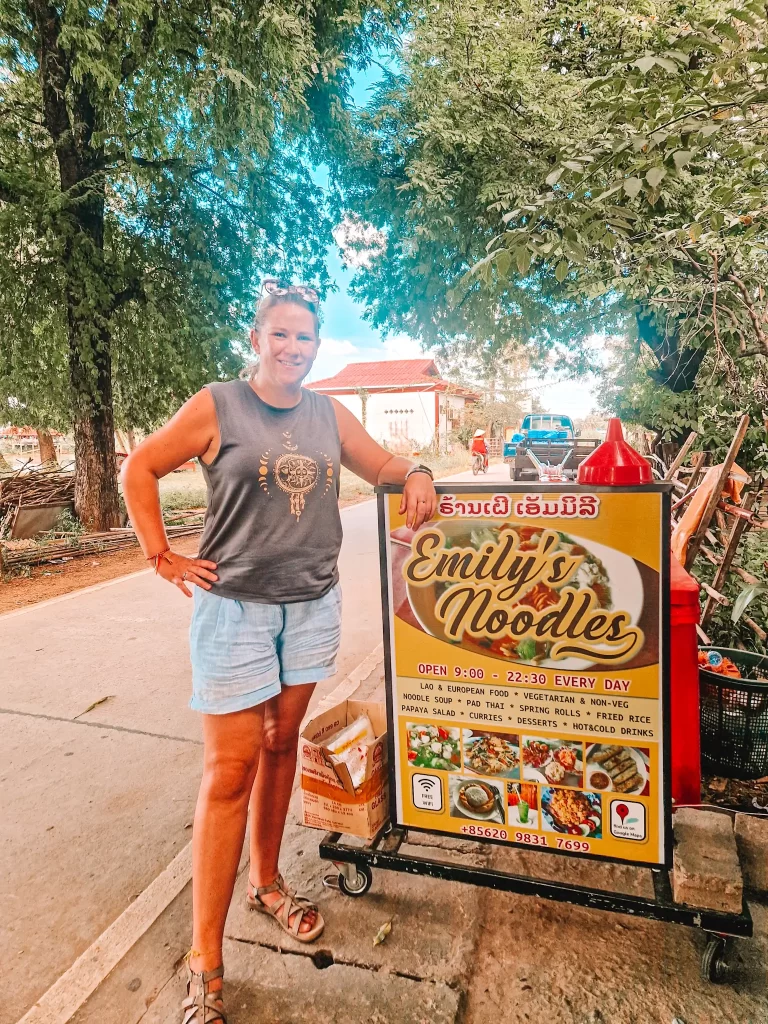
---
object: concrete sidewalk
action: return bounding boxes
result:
[1,501,383,1024]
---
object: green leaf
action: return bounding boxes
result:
[731,586,768,623]
[623,177,643,199]
[646,166,667,188]
[654,58,680,73]
[516,248,533,275]
[495,249,512,278]
[688,222,703,241]
[634,56,657,73]
[516,637,538,661]
[673,150,693,171]
[555,260,569,283]
[546,168,564,186]
[717,22,741,44]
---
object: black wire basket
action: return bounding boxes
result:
[699,647,768,780]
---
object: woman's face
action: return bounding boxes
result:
[250,303,320,390]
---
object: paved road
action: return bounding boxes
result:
[449,459,510,483]
[1,500,383,1024]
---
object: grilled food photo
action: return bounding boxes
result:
[588,744,646,794]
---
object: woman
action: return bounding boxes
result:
[122,280,437,1023]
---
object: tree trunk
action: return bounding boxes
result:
[36,428,59,469]
[33,0,121,531]
[61,176,120,531]
[70,331,120,531]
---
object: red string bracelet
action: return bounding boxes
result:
[147,547,172,573]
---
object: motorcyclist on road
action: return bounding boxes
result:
[470,429,489,471]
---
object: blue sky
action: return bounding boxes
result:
[305,61,601,417]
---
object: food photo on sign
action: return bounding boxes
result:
[522,736,584,787]
[541,787,603,839]
[449,776,506,825]
[406,722,461,771]
[463,730,521,778]
[585,743,650,796]
[389,499,659,672]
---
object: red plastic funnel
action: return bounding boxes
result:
[577,418,652,486]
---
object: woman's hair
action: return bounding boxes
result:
[253,290,320,336]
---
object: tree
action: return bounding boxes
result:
[345,0,654,368]
[347,0,768,468]
[483,4,768,457]
[1,0,389,527]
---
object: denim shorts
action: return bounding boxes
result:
[189,584,342,714]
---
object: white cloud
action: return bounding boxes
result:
[382,335,425,360]
[320,337,357,356]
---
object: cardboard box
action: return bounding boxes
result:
[300,697,388,840]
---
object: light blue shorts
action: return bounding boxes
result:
[189,584,342,714]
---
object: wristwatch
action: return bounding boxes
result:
[405,464,434,481]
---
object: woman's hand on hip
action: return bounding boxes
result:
[157,551,218,598]
[400,473,437,530]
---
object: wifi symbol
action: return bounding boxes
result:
[413,774,443,810]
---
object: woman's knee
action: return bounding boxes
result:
[203,752,259,802]
[261,722,300,758]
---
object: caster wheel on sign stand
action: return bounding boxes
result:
[338,864,373,897]
[701,935,728,983]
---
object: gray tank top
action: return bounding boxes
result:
[197,380,343,603]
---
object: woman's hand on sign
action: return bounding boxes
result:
[401,472,437,530]
[157,551,218,598]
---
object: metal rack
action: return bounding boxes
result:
[320,825,753,984]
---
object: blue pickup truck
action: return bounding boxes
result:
[504,414,600,480]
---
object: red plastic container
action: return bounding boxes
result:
[578,418,652,486]
[669,555,702,805]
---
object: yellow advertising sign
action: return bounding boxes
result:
[381,486,672,867]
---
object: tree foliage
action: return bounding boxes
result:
[0,0,390,525]
[348,0,768,470]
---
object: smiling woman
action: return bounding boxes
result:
[120,280,438,1024]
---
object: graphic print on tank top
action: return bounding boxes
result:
[257,429,335,520]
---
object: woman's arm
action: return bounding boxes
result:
[332,399,437,529]
[120,389,220,597]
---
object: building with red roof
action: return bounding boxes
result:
[307,359,479,450]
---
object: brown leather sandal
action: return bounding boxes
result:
[182,964,227,1024]
[246,874,325,942]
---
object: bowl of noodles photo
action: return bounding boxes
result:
[402,520,655,671]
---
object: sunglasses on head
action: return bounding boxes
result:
[259,278,319,306]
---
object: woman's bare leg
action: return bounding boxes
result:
[189,706,264,989]
[248,683,317,930]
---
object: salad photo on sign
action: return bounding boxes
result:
[390,513,660,670]
[406,722,461,771]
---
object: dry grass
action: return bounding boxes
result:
[339,449,474,504]
[151,451,477,512]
